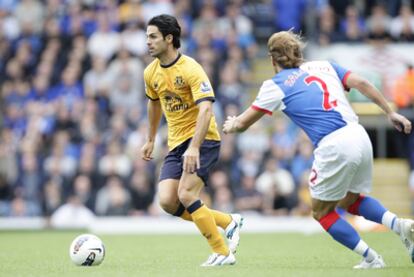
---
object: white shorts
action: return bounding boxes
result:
[309,123,372,201]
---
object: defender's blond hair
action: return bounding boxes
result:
[267,31,305,69]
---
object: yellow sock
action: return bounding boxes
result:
[210,210,232,229]
[180,209,232,230]
[189,201,229,256]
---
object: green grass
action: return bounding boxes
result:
[0,231,412,277]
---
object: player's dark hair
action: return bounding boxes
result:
[148,14,181,49]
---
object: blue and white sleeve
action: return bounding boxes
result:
[251,80,285,115]
[330,62,351,89]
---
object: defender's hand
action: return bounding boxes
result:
[183,146,200,174]
[388,112,412,134]
[223,116,238,134]
[141,141,155,161]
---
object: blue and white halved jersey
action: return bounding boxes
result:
[252,61,357,146]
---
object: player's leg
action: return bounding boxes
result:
[159,141,236,232]
[338,192,401,235]
[157,179,180,214]
[312,198,384,269]
[194,139,242,254]
[339,125,414,262]
[339,192,414,262]
[310,124,384,268]
[178,172,235,266]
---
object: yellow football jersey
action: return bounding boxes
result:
[144,54,220,150]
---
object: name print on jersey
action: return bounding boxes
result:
[284,69,306,87]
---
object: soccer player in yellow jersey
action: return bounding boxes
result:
[140,14,242,266]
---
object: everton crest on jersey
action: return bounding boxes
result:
[174,76,185,89]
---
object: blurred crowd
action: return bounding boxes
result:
[0,0,414,219]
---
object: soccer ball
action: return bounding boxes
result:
[69,234,105,266]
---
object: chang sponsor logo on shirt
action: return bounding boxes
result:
[163,91,189,112]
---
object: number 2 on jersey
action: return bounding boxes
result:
[304,76,337,111]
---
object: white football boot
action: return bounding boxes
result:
[399,218,414,262]
[200,252,236,267]
[353,255,385,269]
[225,214,244,253]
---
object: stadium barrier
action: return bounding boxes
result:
[0,215,386,234]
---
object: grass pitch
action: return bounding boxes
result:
[0,231,412,277]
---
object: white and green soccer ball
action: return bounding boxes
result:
[69,234,105,266]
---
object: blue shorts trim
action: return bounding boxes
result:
[159,139,220,185]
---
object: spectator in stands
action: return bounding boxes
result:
[366,4,392,43]
[390,5,414,41]
[118,0,144,26]
[0,174,12,203]
[317,5,341,46]
[101,114,130,145]
[50,194,95,228]
[340,5,366,42]
[256,158,295,215]
[95,175,131,216]
[291,170,312,216]
[109,70,140,114]
[7,195,41,216]
[42,178,63,216]
[0,6,20,41]
[209,169,234,212]
[290,134,314,185]
[234,174,263,213]
[217,61,247,108]
[43,132,77,182]
[272,0,307,32]
[128,171,155,215]
[28,75,52,102]
[16,152,43,205]
[14,0,44,34]
[107,47,144,102]
[98,139,132,179]
[87,11,120,60]
[72,174,95,211]
[213,186,234,214]
[270,117,297,169]
[120,22,147,57]
[83,56,111,98]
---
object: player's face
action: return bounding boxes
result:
[146,25,168,58]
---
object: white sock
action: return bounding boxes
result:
[353,240,378,262]
[381,211,400,234]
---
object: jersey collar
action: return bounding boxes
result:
[160,53,182,68]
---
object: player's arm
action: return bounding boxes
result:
[223,107,266,134]
[141,99,162,161]
[224,79,281,134]
[146,99,162,142]
[346,73,412,134]
[183,100,212,173]
[190,100,213,149]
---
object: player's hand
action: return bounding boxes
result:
[223,116,238,134]
[182,146,200,174]
[141,141,155,161]
[388,112,412,134]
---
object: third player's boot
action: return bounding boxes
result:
[399,218,414,262]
